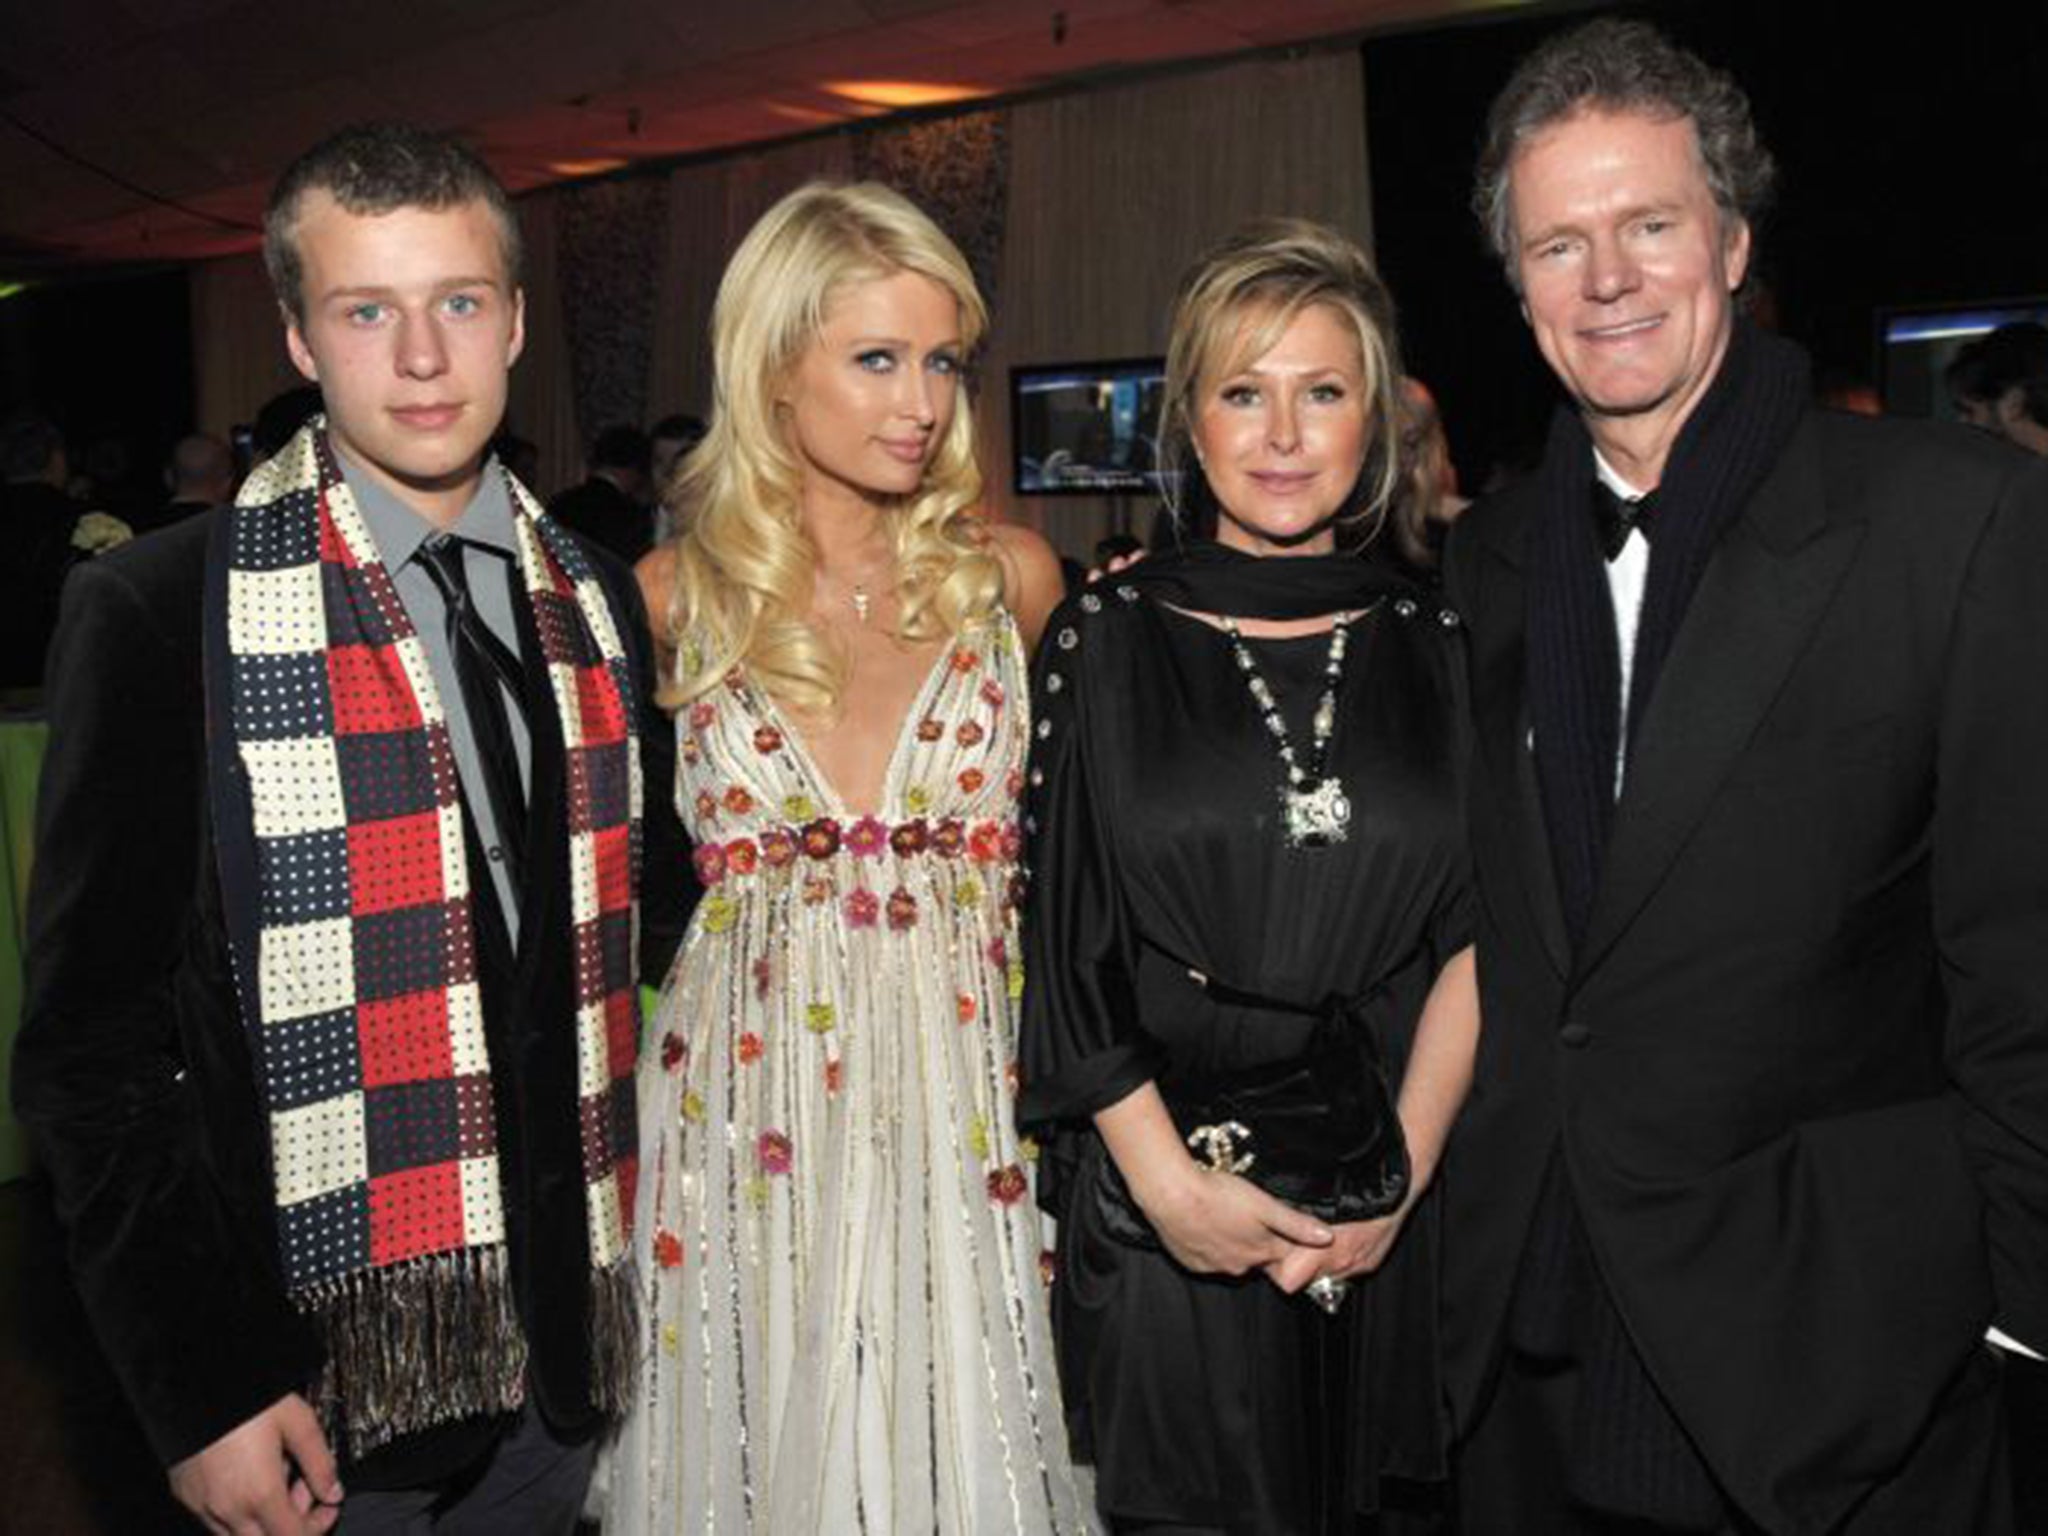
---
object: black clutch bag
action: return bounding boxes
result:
[1089,977,1410,1250]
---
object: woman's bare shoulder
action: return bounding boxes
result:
[979,518,1065,652]
[635,543,680,634]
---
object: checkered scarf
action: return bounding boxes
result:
[213,424,641,1454]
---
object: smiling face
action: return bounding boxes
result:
[779,269,963,513]
[283,190,523,526]
[1193,301,1371,558]
[1509,107,1750,477]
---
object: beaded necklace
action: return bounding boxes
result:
[1221,608,1365,848]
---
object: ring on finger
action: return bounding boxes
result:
[1305,1275,1351,1314]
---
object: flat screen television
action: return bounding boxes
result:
[1878,298,2048,419]
[1011,357,1166,496]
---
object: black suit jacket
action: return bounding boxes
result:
[1442,410,2048,1534]
[13,507,690,1474]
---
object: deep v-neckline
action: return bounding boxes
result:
[754,635,958,820]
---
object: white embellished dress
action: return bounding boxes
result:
[610,610,1095,1534]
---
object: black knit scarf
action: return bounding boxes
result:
[1525,321,1811,948]
[1112,539,1421,620]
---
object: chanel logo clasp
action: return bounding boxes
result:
[1186,1120,1256,1176]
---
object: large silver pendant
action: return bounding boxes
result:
[1284,776,1351,848]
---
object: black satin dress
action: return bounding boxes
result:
[1019,547,1472,1534]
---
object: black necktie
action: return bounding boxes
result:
[1590,482,1657,562]
[417,534,530,887]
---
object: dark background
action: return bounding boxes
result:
[1369,0,2048,488]
[0,269,192,500]
[4,1,2046,494]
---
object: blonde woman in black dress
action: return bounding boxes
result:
[1021,220,1479,1535]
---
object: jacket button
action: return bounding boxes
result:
[1558,1022,1593,1048]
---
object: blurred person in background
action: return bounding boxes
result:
[548,422,654,564]
[0,411,84,696]
[1948,320,2048,455]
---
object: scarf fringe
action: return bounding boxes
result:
[588,1256,640,1418]
[301,1247,528,1460]
[300,1249,643,1458]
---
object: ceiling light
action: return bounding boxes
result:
[546,157,631,177]
[821,80,991,109]
[765,102,853,126]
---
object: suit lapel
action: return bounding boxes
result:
[1467,501,1572,979]
[1576,422,1863,975]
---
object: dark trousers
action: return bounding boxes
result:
[2006,1350,2048,1535]
[334,1406,596,1536]
[1108,1486,1449,1535]
[1455,1344,2011,1535]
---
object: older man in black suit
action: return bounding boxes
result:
[1442,20,2048,1534]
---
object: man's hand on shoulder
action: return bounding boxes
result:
[168,1392,342,1536]
[1088,548,1147,584]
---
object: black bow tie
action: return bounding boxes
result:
[1590,481,1657,561]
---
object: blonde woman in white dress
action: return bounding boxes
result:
[609,180,1093,1534]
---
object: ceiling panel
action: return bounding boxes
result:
[0,0,1487,273]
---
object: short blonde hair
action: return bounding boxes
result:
[662,180,1001,714]
[1158,218,1420,563]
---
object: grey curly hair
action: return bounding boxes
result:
[1472,18,1775,286]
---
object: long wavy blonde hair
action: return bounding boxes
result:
[659,180,1001,716]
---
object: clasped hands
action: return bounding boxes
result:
[1134,1160,1413,1296]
